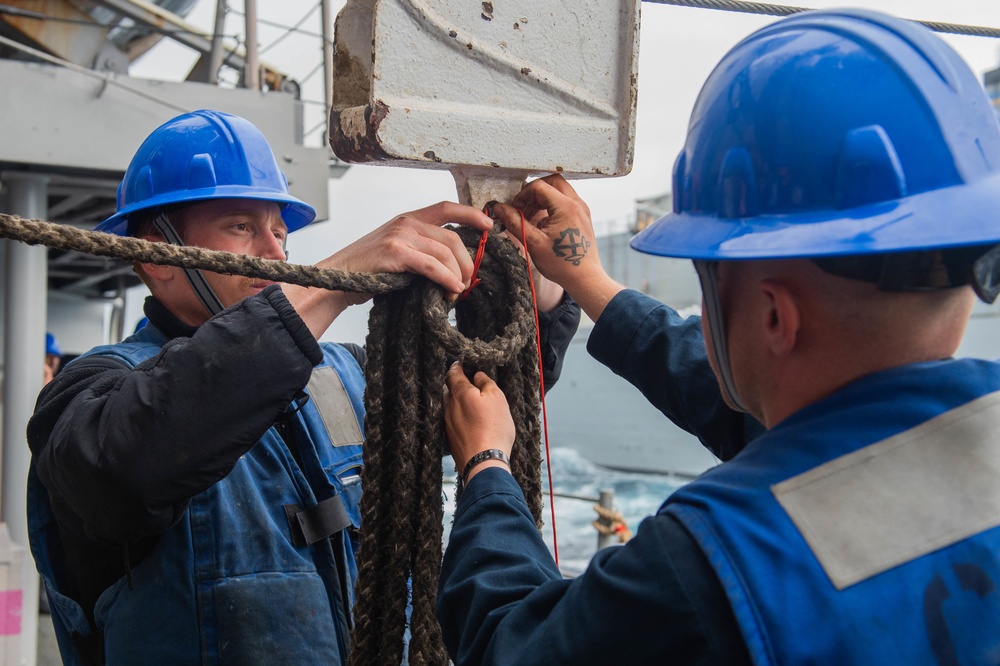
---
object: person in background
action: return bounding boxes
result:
[436,9,1000,664]
[27,109,579,665]
[42,332,61,385]
[38,330,62,617]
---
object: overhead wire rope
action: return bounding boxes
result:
[227,7,328,41]
[257,0,322,55]
[643,0,1000,39]
[298,59,325,85]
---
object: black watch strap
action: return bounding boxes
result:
[461,449,511,486]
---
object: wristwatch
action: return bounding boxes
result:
[461,449,511,487]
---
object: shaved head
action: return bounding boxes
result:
[710,259,976,427]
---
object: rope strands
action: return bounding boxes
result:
[643,0,1000,39]
[0,213,411,294]
[0,213,546,665]
[350,226,544,665]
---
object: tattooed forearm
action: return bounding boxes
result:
[552,228,591,266]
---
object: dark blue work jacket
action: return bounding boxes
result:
[666,359,1000,665]
[28,322,366,665]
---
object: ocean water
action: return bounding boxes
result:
[443,447,689,576]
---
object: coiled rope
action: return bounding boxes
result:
[352,227,543,665]
[644,0,1000,39]
[0,213,542,666]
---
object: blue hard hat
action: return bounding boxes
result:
[97,110,316,236]
[631,9,1000,260]
[45,332,61,357]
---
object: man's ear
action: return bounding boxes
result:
[139,261,175,282]
[135,232,175,283]
[760,279,800,357]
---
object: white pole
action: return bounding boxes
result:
[244,0,260,90]
[2,172,48,666]
[321,0,334,145]
[597,489,616,550]
[207,0,228,85]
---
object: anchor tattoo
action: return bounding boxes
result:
[553,228,591,266]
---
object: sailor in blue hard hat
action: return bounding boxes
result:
[438,9,1000,664]
[43,332,61,385]
[95,109,320,318]
[94,109,506,321]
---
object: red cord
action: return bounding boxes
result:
[515,208,559,566]
[458,229,489,300]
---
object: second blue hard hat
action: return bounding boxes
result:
[631,9,1000,260]
[45,332,61,357]
[97,110,316,236]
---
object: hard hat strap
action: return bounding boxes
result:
[153,212,225,317]
[972,245,1000,304]
[812,244,1000,304]
[694,260,749,414]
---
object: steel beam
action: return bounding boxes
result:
[90,0,292,91]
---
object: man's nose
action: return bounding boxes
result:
[258,232,287,261]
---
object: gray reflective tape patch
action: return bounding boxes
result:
[772,390,1000,590]
[284,496,352,546]
[307,366,364,447]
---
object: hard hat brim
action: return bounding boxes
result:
[631,174,1000,260]
[95,186,317,237]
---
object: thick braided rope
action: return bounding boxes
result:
[644,0,1000,39]
[453,244,544,527]
[349,227,542,666]
[0,213,410,293]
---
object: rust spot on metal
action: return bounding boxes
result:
[423,150,443,163]
[466,43,474,50]
[513,22,520,30]
[481,2,494,21]
[520,67,531,76]
[332,50,370,108]
[329,100,394,163]
[556,166,564,172]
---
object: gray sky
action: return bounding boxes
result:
[129,1,1000,342]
